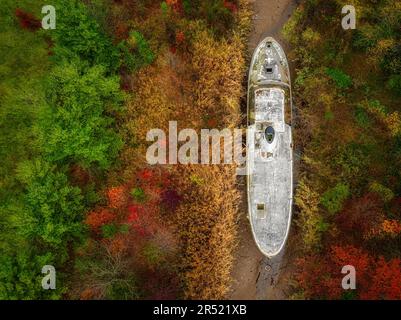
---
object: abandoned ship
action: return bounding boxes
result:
[247,37,293,257]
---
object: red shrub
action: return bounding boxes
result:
[127,204,143,223]
[361,258,401,300]
[106,186,127,209]
[127,204,158,237]
[85,209,116,230]
[136,169,171,189]
[137,169,153,182]
[15,8,41,31]
[161,189,181,212]
[166,0,183,15]
[223,0,238,13]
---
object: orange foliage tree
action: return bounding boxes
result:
[361,257,401,299]
[106,186,128,209]
[85,209,116,231]
[296,245,401,299]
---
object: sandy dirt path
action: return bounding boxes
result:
[229,0,298,300]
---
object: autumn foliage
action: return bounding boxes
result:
[335,193,384,241]
[73,0,251,300]
[85,209,116,231]
[296,245,401,300]
[15,8,41,31]
[174,165,240,299]
[166,0,183,15]
[106,186,128,209]
[362,257,401,300]
[79,168,180,299]
[287,0,401,300]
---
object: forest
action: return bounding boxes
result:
[285,0,401,299]
[0,0,400,300]
[0,0,249,299]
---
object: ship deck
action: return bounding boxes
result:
[247,123,292,256]
[247,37,293,257]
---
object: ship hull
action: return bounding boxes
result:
[247,37,293,257]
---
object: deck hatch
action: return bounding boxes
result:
[256,203,267,219]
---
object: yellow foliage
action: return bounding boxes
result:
[367,39,395,70]
[383,111,401,137]
[282,7,304,44]
[369,181,394,203]
[174,164,240,299]
[302,27,321,46]
[294,178,324,252]
[236,0,252,41]
[190,25,245,128]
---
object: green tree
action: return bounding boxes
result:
[121,31,155,72]
[387,75,401,96]
[0,249,62,300]
[51,0,120,72]
[321,183,350,215]
[326,68,352,89]
[16,160,85,249]
[38,62,124,169]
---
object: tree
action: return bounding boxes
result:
[0,249,62,300]
[361,257,401,300]
[336,193,384,240]
[295,245,371,299]
[51,0,120,72]
[296,244,401,300]
[321,183,350,214]
[295,178,326,251]
[16,160,84,250]
[38,61,124,169]
[75,240,140,300]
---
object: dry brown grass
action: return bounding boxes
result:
[173,164,240,299]
[190,24,245,128]
[170,4,250,298]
